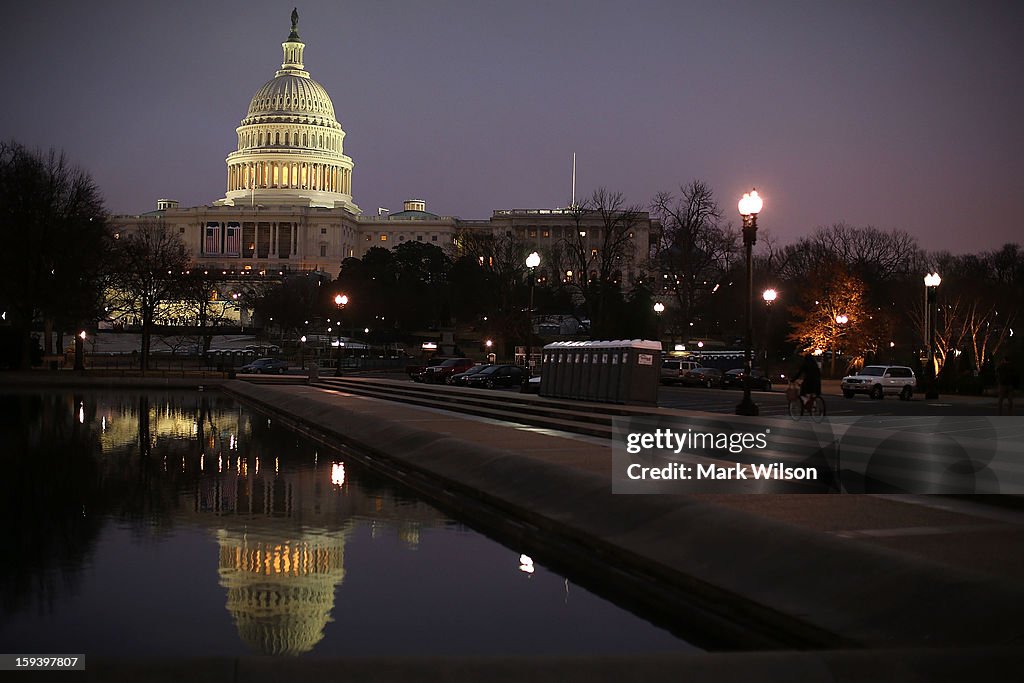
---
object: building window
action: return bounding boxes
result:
[541,229,549,238]
[365,235,371,241]
[321,227,327,234]
[179,227,185,233]
[380,234,388,241]
[431,235,437,242]
[417,235,423,242]
[320,245,327,257]
[399,235,404,242]
[528,228,537,238]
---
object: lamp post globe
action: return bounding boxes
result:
[736,189,762,416]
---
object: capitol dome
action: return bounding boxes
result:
[220,10,358,212]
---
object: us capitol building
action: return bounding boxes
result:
[113,10,654,284]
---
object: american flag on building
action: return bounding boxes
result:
[204,224,220,254]
[225,224,241,255]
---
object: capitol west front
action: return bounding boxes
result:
[114,12,653,286]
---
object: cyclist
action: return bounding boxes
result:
[791,353,822,415]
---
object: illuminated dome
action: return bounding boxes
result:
[221,9,358,212]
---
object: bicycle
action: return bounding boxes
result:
[787,382,826,421]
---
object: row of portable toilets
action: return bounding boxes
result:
[538,340,662,405]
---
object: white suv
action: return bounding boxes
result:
[841,365,916,400]
[660,359,702,385]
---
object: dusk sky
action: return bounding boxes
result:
[4,0,1021,253]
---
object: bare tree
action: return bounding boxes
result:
[777,223,921,284]
[548,188,645,336]
[106,221,191,370]
[651,180,737,334]
[912,246,1021,376]
[0,141,108,367]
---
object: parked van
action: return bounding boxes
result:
[660,358,702,385]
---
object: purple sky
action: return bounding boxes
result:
[4,1,1021,253]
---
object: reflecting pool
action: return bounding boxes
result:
[0,390,696,657]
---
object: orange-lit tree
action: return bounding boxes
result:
[787,261,871,377]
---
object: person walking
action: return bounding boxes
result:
[996,357,1018,416]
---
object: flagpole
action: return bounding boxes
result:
[571,153,576,208]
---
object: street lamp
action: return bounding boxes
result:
[300,335,306,370]
[525,252,540,375]
[735,189,763,416]
[833,314,848,378]
[334,293,348,376]
[762,289,777,375]
[653,302,665,348]
[74,330,86,371]
[924,272,941,399]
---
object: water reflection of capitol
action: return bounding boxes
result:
[96,393,449,656]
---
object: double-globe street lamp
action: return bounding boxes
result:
[736,189,763,416]
[924,272,941,399]
[525,252,541,375]
[334,293,348,376]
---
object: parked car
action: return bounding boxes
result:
[463,364,529,389]
[721,368,773,391]
[448,364,491,385]
[841,365,916,400]
[239,357,289,374]
[420,358,475,384]
[407,357,446,381]
[680,367,724,388]
[660,359,703,385]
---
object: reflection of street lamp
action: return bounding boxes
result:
[525,252,540,375]
[833,314,848,378]
[735,189,762,416]
[300,335,307,370]
[924,272,941,399]
[334,294,348,376]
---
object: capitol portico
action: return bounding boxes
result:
[113,10,655,283]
